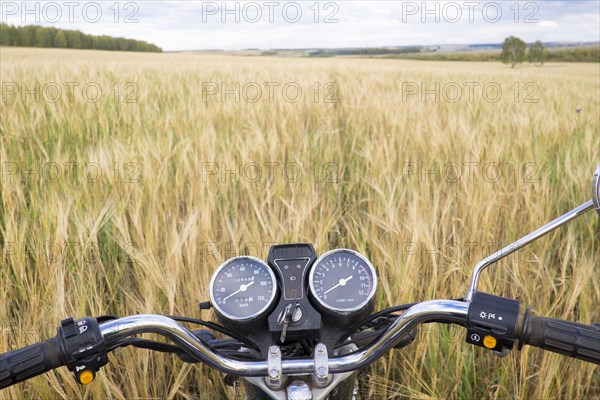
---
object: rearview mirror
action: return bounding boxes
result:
[593,163,600,215]
[466,162,600,300]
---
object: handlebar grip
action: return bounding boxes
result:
[0,336,65,389]
[521,315,600,364]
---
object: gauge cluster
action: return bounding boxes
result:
[208,244,378,344]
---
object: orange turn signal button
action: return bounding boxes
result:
[483,335,497,349]
[78,370,95,385]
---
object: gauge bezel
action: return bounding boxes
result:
[209,255,278,322]
[308,248,378,315]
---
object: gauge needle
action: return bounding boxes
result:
[324,275,353,295]
[223,281,254,302]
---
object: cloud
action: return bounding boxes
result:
[1,1,598,50]
[539,20,558,28]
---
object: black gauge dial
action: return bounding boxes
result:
[209,256,277,322]
[309,249,377,315]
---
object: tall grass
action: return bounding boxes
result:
[1,48,598,399]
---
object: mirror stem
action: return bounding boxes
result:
[466,199,594,302]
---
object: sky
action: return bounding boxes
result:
[1,1,599,51]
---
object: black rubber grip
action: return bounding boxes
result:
[0,337,64,389]
[521,316,600,364]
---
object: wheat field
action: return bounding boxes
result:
[1,47,599,399]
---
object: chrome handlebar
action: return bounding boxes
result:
[99,300,469,376]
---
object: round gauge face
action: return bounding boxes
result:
[309,249,377,315]
[209,256,277,322]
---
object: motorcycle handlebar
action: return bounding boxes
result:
[98,300,470,376]
[2,298,599,390]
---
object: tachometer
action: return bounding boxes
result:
[209,256,278,323]
[309,249,377,316]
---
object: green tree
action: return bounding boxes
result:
[35,27,53,47]
[501,36,527,68]
[17,25,38,46]
[54,30,67,48]
[0,23,13,46]
[65,30,82,49]
[528,40,546,65]
[81,33,93,49]
[117,37,129,51]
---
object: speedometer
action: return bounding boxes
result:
[309,249,377,316]
[209,256,278,323]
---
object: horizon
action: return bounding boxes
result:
[179,40,600,53]
[1,1,599,52]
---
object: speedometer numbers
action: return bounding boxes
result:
[209,256,277,324]
[309,249,377,317]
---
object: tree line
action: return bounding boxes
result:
[397,45,598,63]
[307,46,422,57]
[501,37,547,67]
[0,24,162,53]
[501,37,600,66]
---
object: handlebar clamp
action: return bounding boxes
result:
[466,293,521,354]
[57,317,108,385]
